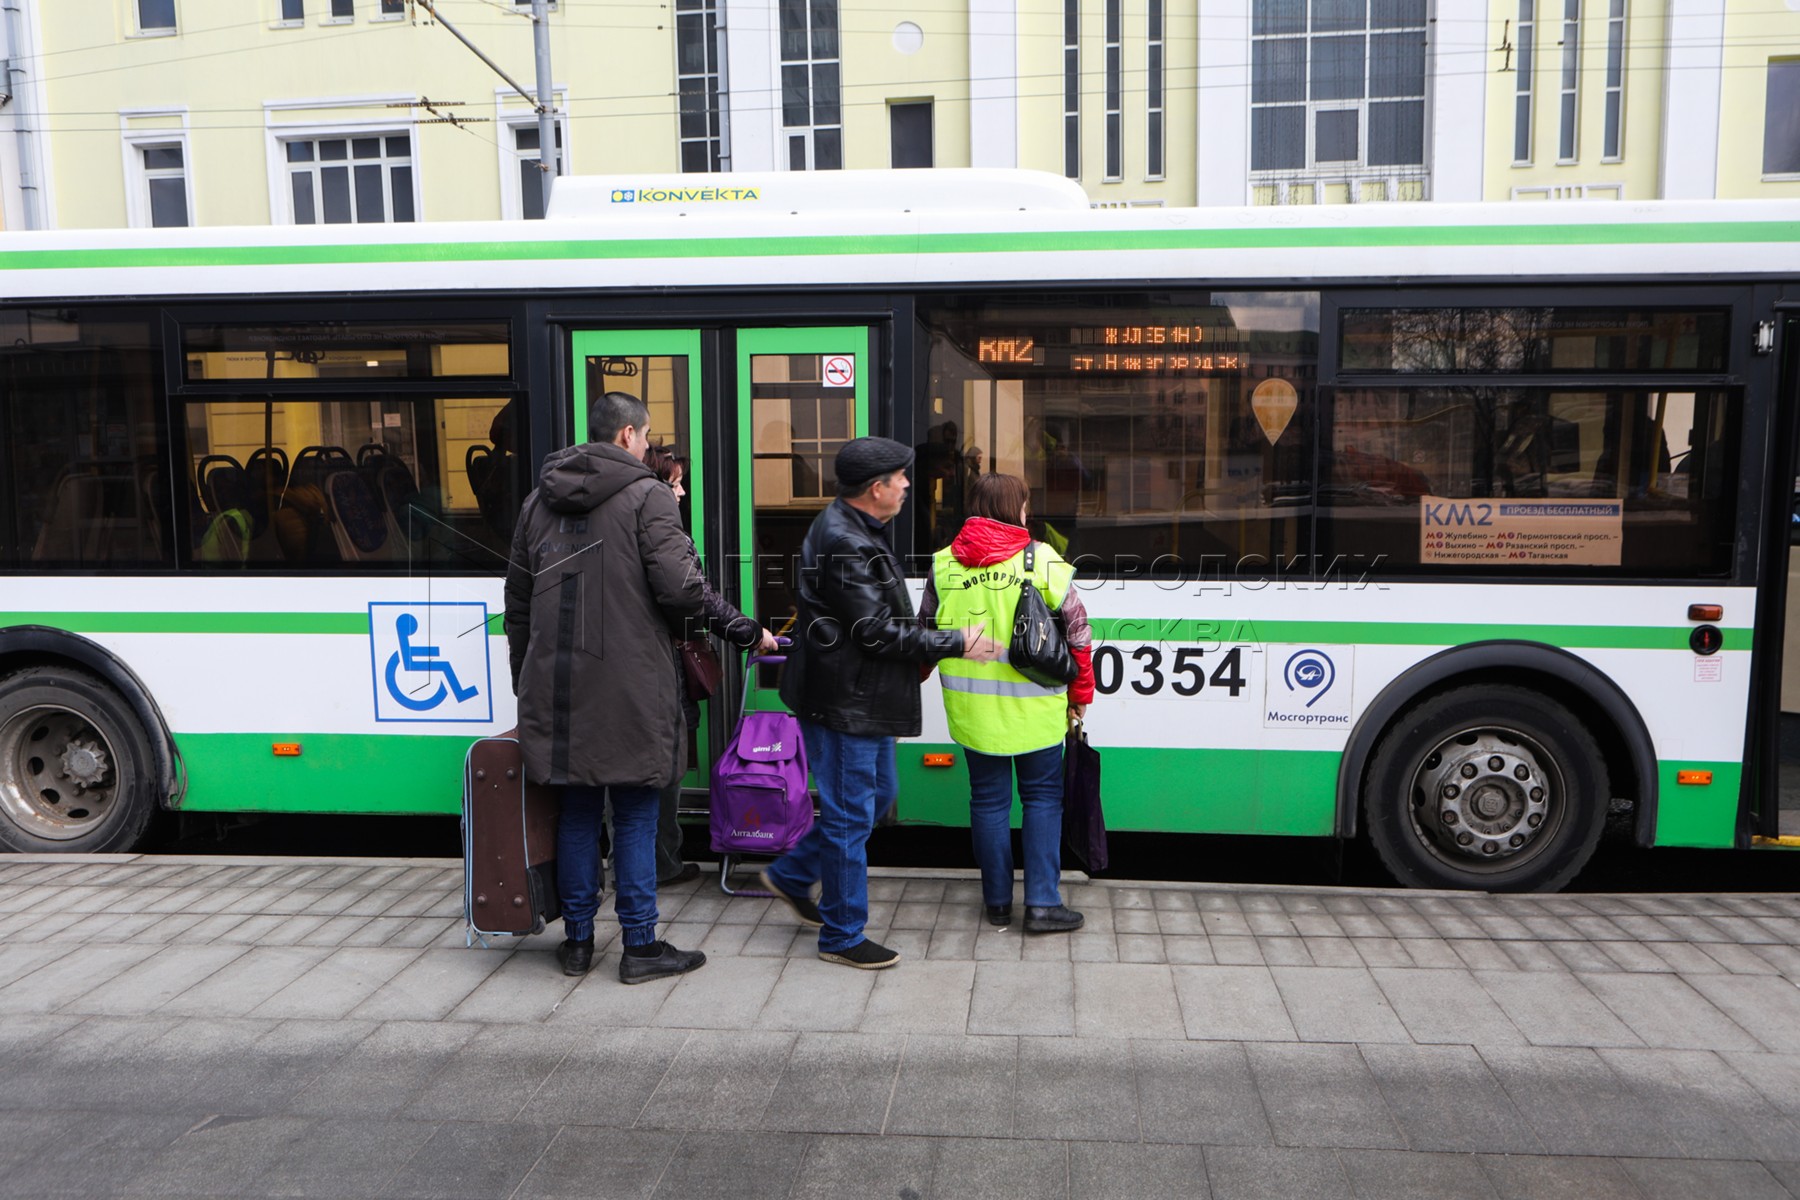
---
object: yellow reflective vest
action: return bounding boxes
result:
[932,542,1074,756]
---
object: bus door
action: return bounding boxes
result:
[569,329,711,792]
[734,328,873,711]
[1771,314,1800,838]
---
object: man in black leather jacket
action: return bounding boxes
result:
[761,436,1000,969]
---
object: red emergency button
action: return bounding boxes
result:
[1689,625,1722,656]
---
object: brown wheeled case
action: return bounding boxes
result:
[463,737,561,943]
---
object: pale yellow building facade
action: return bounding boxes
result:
[2,0,1796,229]
[1486,0,1800,203]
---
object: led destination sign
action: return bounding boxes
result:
[976,325,1247,374]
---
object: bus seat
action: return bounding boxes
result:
[324,469,398,560]
[195,455,242,514]
[466,444,494,495]
[246,445,289,505]
[30,460,155,564]
[284,445,356,503]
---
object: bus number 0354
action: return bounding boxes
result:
[1091,645,1248,699]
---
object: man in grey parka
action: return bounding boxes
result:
[504,391,708,983]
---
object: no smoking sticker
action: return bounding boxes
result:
[823,355,855,388]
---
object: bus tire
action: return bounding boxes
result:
[1363,684,1608,893]
[0,667,160,854]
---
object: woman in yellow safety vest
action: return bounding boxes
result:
[920,473,1095,934]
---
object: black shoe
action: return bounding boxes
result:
[1023,905,1085,934]
[819,938,902,970]
[760,869,824,928]
[618,940,707,985]
[985,904,1013,927]
[555,938,594,976]
[658,862,702,886]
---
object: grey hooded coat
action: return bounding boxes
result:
[503,442,706,788]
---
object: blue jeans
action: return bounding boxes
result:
[966,743,1065,909]
[559,783,658,947]
[765,720,895,953]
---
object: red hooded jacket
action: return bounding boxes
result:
[920,516,1096,705]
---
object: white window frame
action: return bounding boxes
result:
[495,89,569,220]
[324,0,354,24]
[1103,0,1122,182]
[374,0,406,20]
[1513,0,1535,165]
[1248,1,1430,180]
[775,0,842,171]
[1556,0,1580,163]
[264,97,421,224]
[1063,0,1080,179]
[1145,0,1164,181]
[1605,0,1634,161]
[1766,57,1800,182]
[131,0,178,37]
[120,112,194,229]
[273,0,304,26]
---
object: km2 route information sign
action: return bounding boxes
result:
[1418,496,1623,566]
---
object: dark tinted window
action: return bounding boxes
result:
[0,310,172,569]
[1341,308,1730,374]
[184,321,510,381]
[1318,386,1738,576]
[915,293,1319,576]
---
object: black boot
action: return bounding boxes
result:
[1023,905,1084,934]
[619,940,707,984]
[555,937,595,976]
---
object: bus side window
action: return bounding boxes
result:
[0,310,173,570]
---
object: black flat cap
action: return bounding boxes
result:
[835,436,914,489]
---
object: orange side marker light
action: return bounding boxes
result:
[272,743,302,757]
[1676,769,1712,786]
[1688,604,1723,622]
[923,753,956,768]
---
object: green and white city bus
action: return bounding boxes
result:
[1,170,1796,891]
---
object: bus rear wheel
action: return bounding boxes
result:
[1364,685,1607,892]
[0,667,159,854]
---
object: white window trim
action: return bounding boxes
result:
[373,0,406,20]
[120,111,194,229]
[1556,0,1580,164]
[129,0,178,38]
[1144,0,1164,181]
[495,87,569,220]
[1513,0,1536,166]
[323,0,354,23]
[1600,1,1625,163]
[264,98,421,224]
[272,0,304,25]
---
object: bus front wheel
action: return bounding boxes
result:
[1363,684,1608,892]
[0,667,159,854]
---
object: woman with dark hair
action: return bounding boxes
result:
[644,443,778,884]
[920,473,1095,933]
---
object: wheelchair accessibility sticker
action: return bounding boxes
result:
[368,602,494,723]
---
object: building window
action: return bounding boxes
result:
[378,0,404,15]
[1557,0,1579,161]
[1250,0,1428,175]
[890,101,932,168]
[137,0,176,32]
[1601,0,1623,160]
[1513,0,1534,164]
[1146,0,1164,179]
[279,0,305,21]
[509,122,564,219]
[329,0,352,18]
[137,142,190,227]
[1063,0,1080,178]
[1766,59,1800,176]
[1104,0,1122,180]
[676,0,727,172]
[284,134,415,224]
[779,0,841,170]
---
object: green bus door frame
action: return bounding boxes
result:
[569,329,710,790]
[735,326,873,712]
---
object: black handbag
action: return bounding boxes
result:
[1009,543,1077,688]
[1063,720,1107,872]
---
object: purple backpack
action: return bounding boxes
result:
[710,707,812,854]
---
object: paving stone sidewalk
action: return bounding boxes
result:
[4,854,1800,1197]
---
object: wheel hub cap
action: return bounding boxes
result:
[1415,729,1553,862]
[0,704,119,841]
